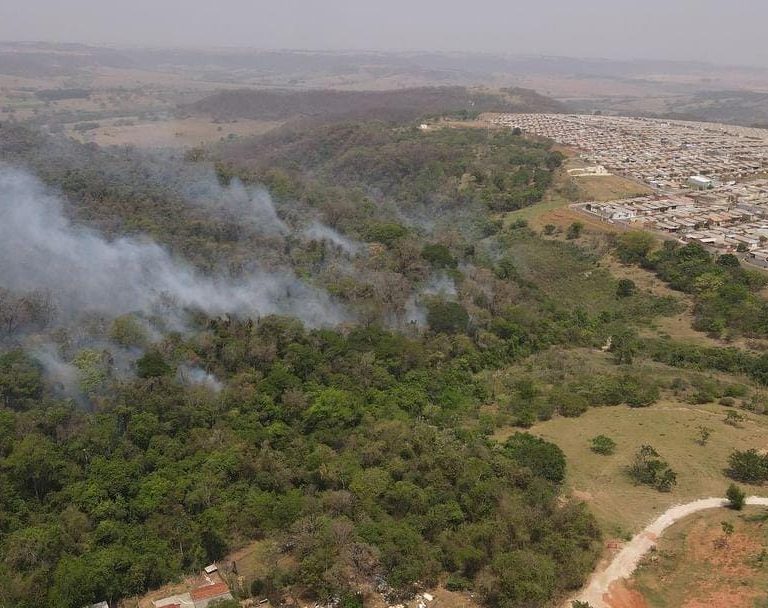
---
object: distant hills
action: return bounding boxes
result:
[182,86,565,124]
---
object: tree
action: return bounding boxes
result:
[719,520,735,548]
[717,253,740,268]
[421,243,457,269]
[590,435,616,455]
[616,231,655,264]
[616,279,637,298]
[364,222,408,246]
[504,433,566,483]
[610,328,638,365]
[726,484,746,510]
[426,300,469,334]
[4,434,69,500]
[543,224,557,236]
[0,350,43,409]
[566,222,584,240]
[136,350,172,378]
[696,425,713,446]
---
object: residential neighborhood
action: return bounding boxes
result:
[485,112,768,266]
[486,113,768,189]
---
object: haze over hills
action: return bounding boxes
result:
[182,87,565,124]
[5,42,768,128]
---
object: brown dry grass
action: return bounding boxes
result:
[67,117,283,148]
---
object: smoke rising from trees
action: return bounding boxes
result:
[0,166,346,327]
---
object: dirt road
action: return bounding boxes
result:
[566,496,768,608]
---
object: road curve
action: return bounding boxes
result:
[566,496,768,608]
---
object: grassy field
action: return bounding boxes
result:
[632,506,768,607]
[68,117,284,148]
[573,173,652,203]
[509,400,768,537]
[503,149,652,231]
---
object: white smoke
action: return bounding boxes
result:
[400,272,458,326]
[303,221,361,255]
[184,175,289,234]
[177,364,223,392]
[420,272,457,297]
[31,346,81,398]
[0,166,345,327]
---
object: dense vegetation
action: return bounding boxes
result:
[220,120,565,212]
[617,233,768,338]
[0,318,601,608]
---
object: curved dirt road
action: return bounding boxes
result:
[566,496,768,608]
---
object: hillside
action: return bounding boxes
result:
[182,86,565,124]
[6,105,768,608]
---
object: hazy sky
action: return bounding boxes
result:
[2,0,768,66]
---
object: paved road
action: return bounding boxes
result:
[566,496,768,608]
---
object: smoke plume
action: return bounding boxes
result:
[0,166,345,326]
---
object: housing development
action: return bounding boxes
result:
[488,113,768,265]
[488,113,768,189]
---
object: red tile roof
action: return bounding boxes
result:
[190,582,230,601]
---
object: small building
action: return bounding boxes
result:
[688,175,714,189]
[190,582,233,608]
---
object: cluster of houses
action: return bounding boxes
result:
[83,565,234,608]
[485,113,768,188]
[576,180,768,266]
[152,564,234,608]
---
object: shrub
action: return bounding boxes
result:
[728,449,768,483]
[616,279,637,298]
[726,483,746,510]
[445,573,472,591]
[553,391,590,418]
[590,435,617,455]
[421,243,457,269]
[628,445,677,492]
[250,579,265,597]
[566,222,583,240]
[622,376,659,408]
[724,410,745,427]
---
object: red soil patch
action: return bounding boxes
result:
[605,580,649,608]
[683,589,755,608]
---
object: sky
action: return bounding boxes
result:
[2,0,768,66]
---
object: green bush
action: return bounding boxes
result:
[628,445,677,492]
[421,243,457,268]
[590,435,617,455]
[726,483,746,510]
[728,449,768,483]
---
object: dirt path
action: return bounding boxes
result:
[565,496,768,608]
